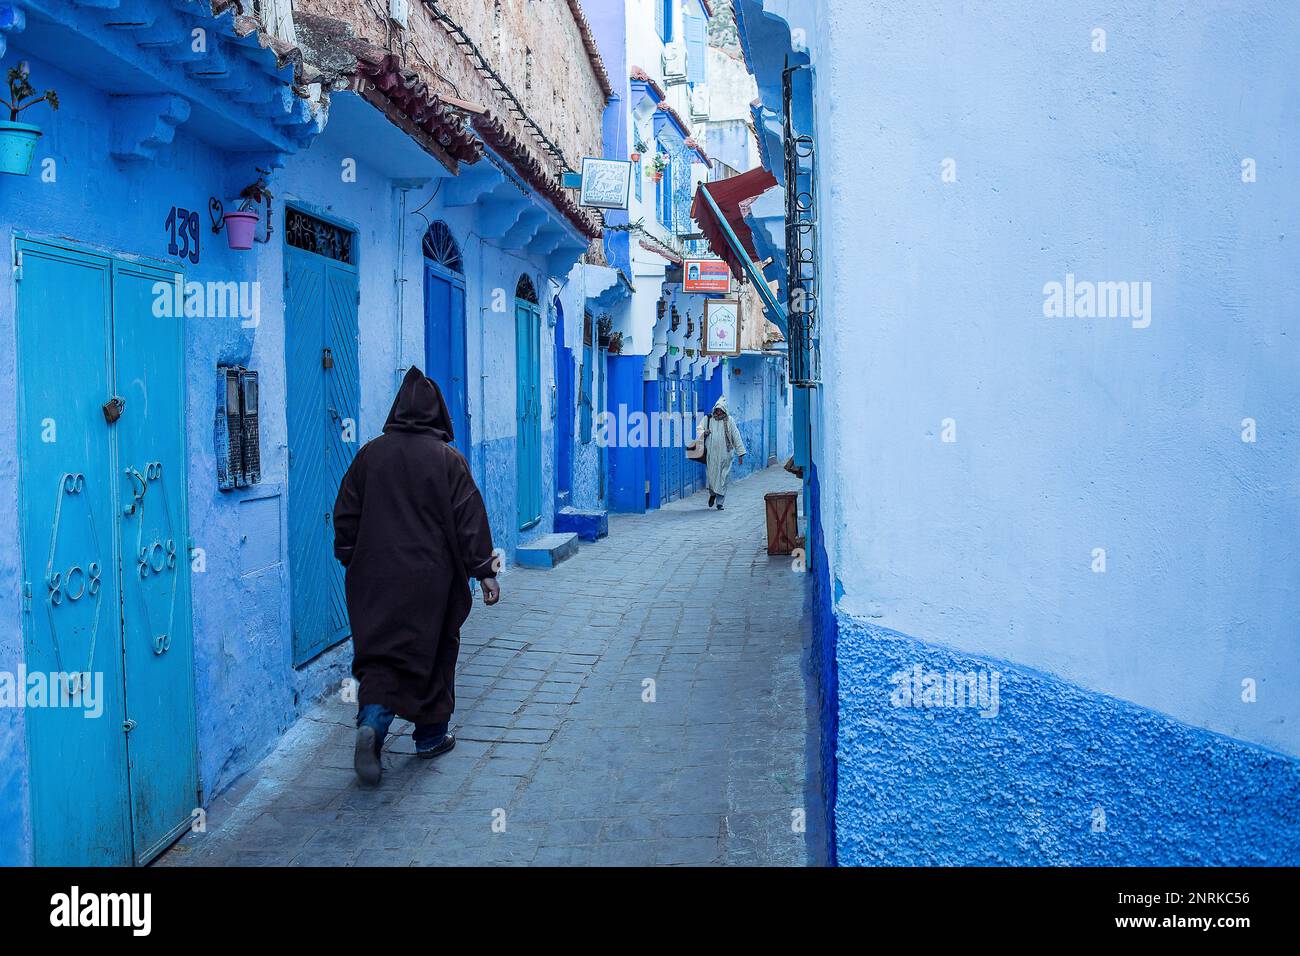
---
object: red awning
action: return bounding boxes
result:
[690,168,778,280]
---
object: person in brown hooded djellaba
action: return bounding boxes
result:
[333,367,500,785]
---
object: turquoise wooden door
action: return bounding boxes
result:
[515,295,542,529]
[286,237,359,665]
[16,237,196,865]
[113,259,199,863]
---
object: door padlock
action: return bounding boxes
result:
[102,396,125,424]
[322,348,334,370]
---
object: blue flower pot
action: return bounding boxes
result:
[0,121,42,176]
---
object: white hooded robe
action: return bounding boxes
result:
[702,395,747,497]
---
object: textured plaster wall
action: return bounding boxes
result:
[815,0,1300,755]
[807,0,1300,861]
[835,616,1300,866]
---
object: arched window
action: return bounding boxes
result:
[515,273,538,303]
[422,220,463,274]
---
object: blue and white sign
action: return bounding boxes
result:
[578,157,633,210]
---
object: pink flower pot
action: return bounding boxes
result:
[223,210,260,250]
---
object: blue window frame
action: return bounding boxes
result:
[656,0,674,42]
[635,156,642,201]
[656,159,673,228]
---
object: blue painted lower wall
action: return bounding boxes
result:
[805,462,838,867]
[832,614,1300,866]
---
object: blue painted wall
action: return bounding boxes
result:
[835,616,1300,866]
[799,0,1300,862]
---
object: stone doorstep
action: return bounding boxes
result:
[554,507,609,542]
[515,532,580,569]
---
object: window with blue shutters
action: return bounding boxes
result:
[685,10,707,85]
[656,0,674,42]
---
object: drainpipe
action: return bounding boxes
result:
[476,232,488,481]
[394,185,411,392]
[392,179,431,390]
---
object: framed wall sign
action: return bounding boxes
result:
[703,297,741,356]
[579,157,633,210]
[683,257,731,293]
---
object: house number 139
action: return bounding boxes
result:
[165,207,201,264]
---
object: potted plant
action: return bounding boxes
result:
[648,152,668,183]
[0,62,58,177]
[224,172,271,250]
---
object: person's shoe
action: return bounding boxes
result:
[354,726,382,786]
[716,503,724,510]
[416,733,456,760]
[708,493,716,507]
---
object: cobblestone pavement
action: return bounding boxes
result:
[158,466,814,867]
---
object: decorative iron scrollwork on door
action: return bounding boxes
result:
[126,461,179,656]
[44,472,105,699]
[286,207,354,264]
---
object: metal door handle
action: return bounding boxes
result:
[123,467,146,517]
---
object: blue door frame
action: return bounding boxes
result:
[285,211,360,666]
[16,236,198,865]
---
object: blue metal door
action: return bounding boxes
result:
[657,375,671,505]
[667,375,682,501]
[286,237,359,664]
[423,262,468,449]
[677,375,691,499]
[515,298,542,529]
[16,238,197,865]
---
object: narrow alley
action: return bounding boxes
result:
[158,467,813,867]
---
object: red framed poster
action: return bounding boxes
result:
[683,258,732,294]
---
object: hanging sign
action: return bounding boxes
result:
[703,297,741,356]
[683,257,731,293]
[578,157,633,210]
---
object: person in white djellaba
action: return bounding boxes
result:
[701,395,746,510]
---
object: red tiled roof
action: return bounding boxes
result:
[471,111,603,239]
[564,0,614,99]
[690,168,778,280]
[630,65,667,101]
[353,51,484,168]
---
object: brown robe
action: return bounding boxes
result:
[332,367,496,724]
